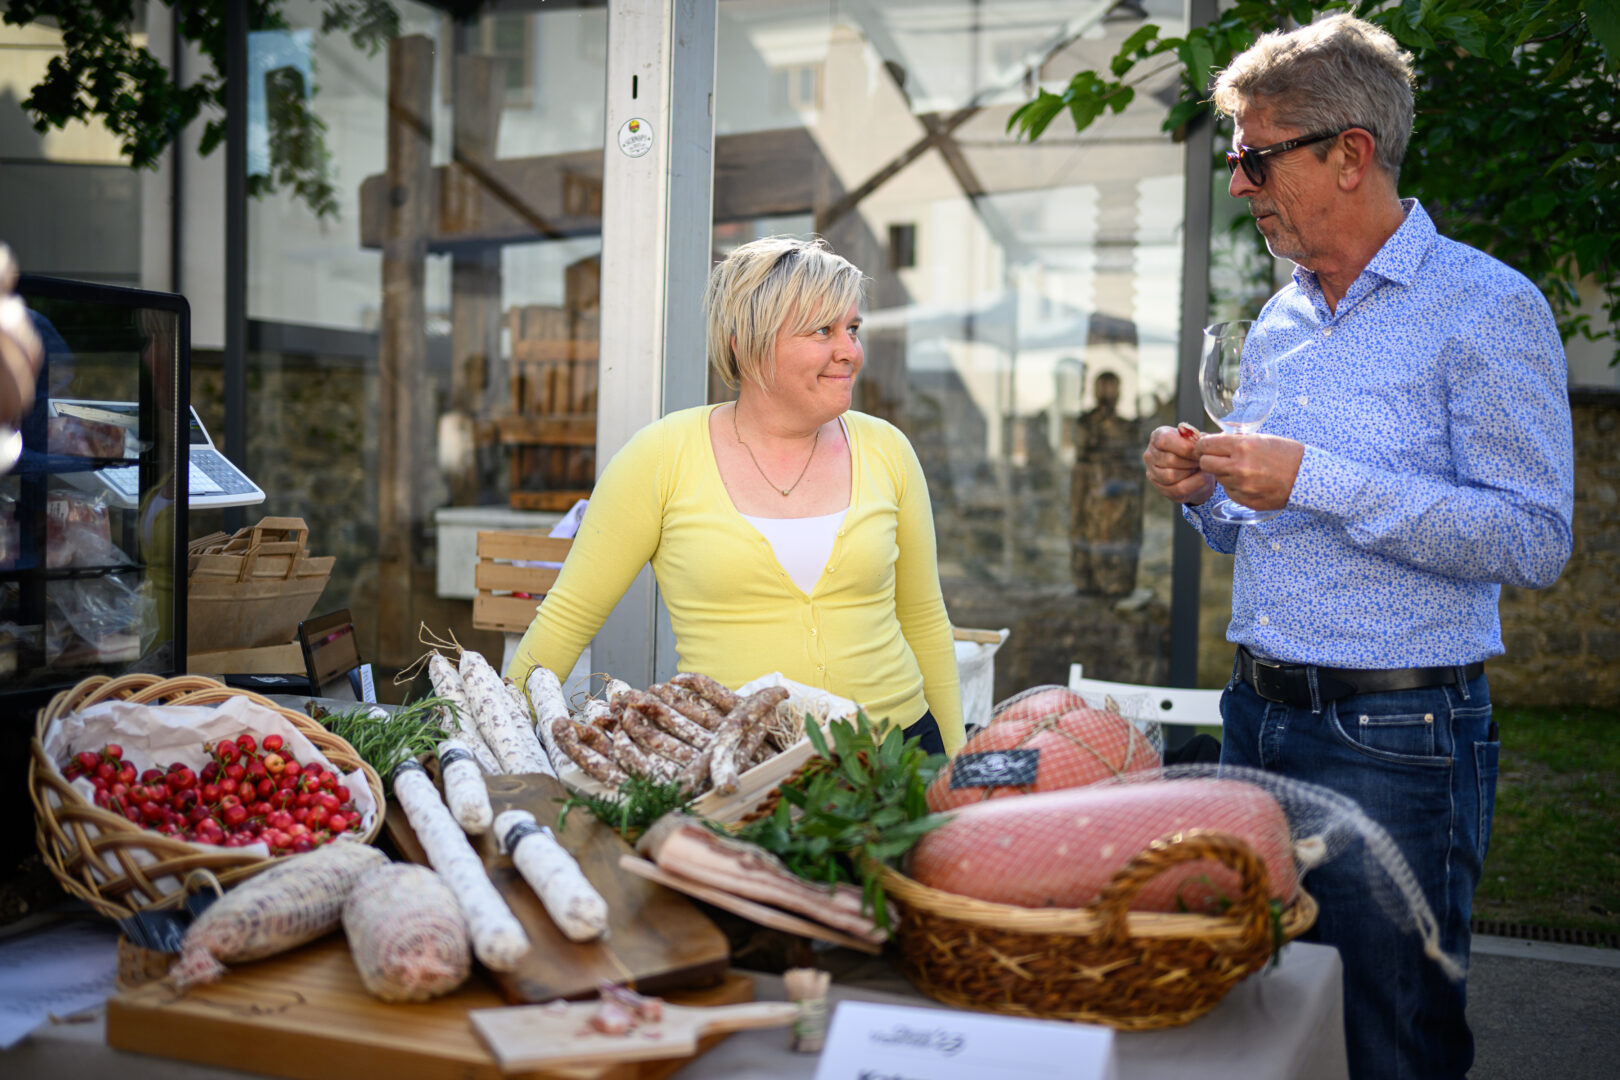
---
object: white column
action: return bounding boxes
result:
[593,0,717,686]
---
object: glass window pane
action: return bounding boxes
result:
[715,0,1191,696]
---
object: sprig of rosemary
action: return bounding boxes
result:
[727,711,947,930]
[316,696,451,794]
[556,775,695,843]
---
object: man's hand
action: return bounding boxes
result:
[1143,424,1216,506]
[1197,433,1304,511]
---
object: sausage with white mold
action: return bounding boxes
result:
[429,653,501,774]
[668,672,739,713]
[437,738,493,835]
[648,683,727,731]
[460,649,553,775]
[523,665,570,772]
[552,716,628,787]
[495,809,610,942]
[621,705,699,765]
[392,759,530,971]
[620,689,713,748]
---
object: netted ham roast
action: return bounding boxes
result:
[926,687,1158,812]
[909,778,1299,914]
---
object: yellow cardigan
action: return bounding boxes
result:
[506,405,964,754]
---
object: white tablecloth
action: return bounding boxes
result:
[3,933,1344,1080]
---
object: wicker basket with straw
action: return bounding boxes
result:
[29,674,386,921]
[879,830,1317,1031]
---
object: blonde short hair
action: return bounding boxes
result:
[704,235,866,391]
[1212,14,1414,176]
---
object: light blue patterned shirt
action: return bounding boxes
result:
[1186,200,1574,668]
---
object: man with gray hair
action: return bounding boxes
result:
[1143,14,1573,1079]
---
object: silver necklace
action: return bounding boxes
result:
[732,404,819,497]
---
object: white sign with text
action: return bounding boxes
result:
[812,1000,1116,1080]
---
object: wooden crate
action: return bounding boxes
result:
[471,529,574,634]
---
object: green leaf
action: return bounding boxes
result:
[1586,0,1620,62]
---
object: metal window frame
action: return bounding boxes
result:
[591,0,718,687]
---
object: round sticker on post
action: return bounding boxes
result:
[618,117,653,158]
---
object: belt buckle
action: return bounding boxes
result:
[1249,653,1292,705]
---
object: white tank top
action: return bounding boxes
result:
[739,508,849,595]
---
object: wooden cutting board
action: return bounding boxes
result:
[385,771,730,1004]
[106,936,756,1080]
[471,999,801,1072]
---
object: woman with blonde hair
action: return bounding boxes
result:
[507,235,963,755]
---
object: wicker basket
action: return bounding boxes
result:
[29,673,386,921]
[880,830,1318,1031]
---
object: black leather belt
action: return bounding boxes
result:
[1235,646,1484,708]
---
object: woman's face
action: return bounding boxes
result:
[768,300,863,419]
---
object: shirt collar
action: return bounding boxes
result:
[1290,198,1434,314]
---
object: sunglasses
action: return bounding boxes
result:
[1225,128,1356,187]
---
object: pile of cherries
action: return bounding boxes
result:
[62,732,365,854]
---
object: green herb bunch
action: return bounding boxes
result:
[317,696,453,794]
[557,775,695,843]
[729,711,947,929]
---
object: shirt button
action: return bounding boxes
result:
[1258,615,1270,626]
[826,566,835,573]
[1296,395,1308,407]
[1271,541,1281,551]
[809,627,817,636]
[1323,327,1334,337]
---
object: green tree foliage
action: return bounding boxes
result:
[1010,1,1620,361]
[2,1,401,219]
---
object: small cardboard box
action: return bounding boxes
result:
[188,517,333,651]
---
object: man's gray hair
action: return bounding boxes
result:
[1212,14,1415,177]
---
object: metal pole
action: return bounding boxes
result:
[1169,0,1218,690]
[223,0,248,533]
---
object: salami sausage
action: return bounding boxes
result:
[668,672,739,713]
[621,690,712,748]
[524,665,570,774]
[648,683,727,731]
[621,705,699,764]
[459,650,553,775]
[552,717,627,787]
[495,810,609,942]
[708,687,789,796]
[428,653,501,774]
[612,727,673,781]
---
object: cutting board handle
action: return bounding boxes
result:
[689,1000,802,1036]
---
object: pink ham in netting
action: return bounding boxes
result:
[926,687,1158,812]
[909,777,1298,914]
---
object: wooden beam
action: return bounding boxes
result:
[376,34,435,666]
[358,129,825,250]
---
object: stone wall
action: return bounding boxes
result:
[1195,390,1620,708]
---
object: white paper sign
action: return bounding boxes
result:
[813,1001,1116,1080]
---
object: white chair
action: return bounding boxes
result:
[1067,663,1224,730]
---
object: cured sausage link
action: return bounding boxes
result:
[622,705,699,764]
[647,683,727,730]
[709,687,789,796]
[622,689,713,748]
[552,717,628,787]
[669,672,740,713]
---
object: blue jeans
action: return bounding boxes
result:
[1219,666,1497,1080]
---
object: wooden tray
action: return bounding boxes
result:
[385,772,731,1004]
[106,936,755,1080]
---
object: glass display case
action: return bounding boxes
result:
[2,276,189,711]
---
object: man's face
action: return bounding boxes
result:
[1229,106,1339,269]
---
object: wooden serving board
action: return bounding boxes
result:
[385,771,730,1004]
[106,936,755,1080]
[471,999,800,1072]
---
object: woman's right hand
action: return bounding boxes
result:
[1143,424,1215,506]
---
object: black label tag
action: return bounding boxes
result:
[502,818,550,853]
[438,746,474,768]
[949,748,1040,789]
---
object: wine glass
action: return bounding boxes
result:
[1199,320,1280,525]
